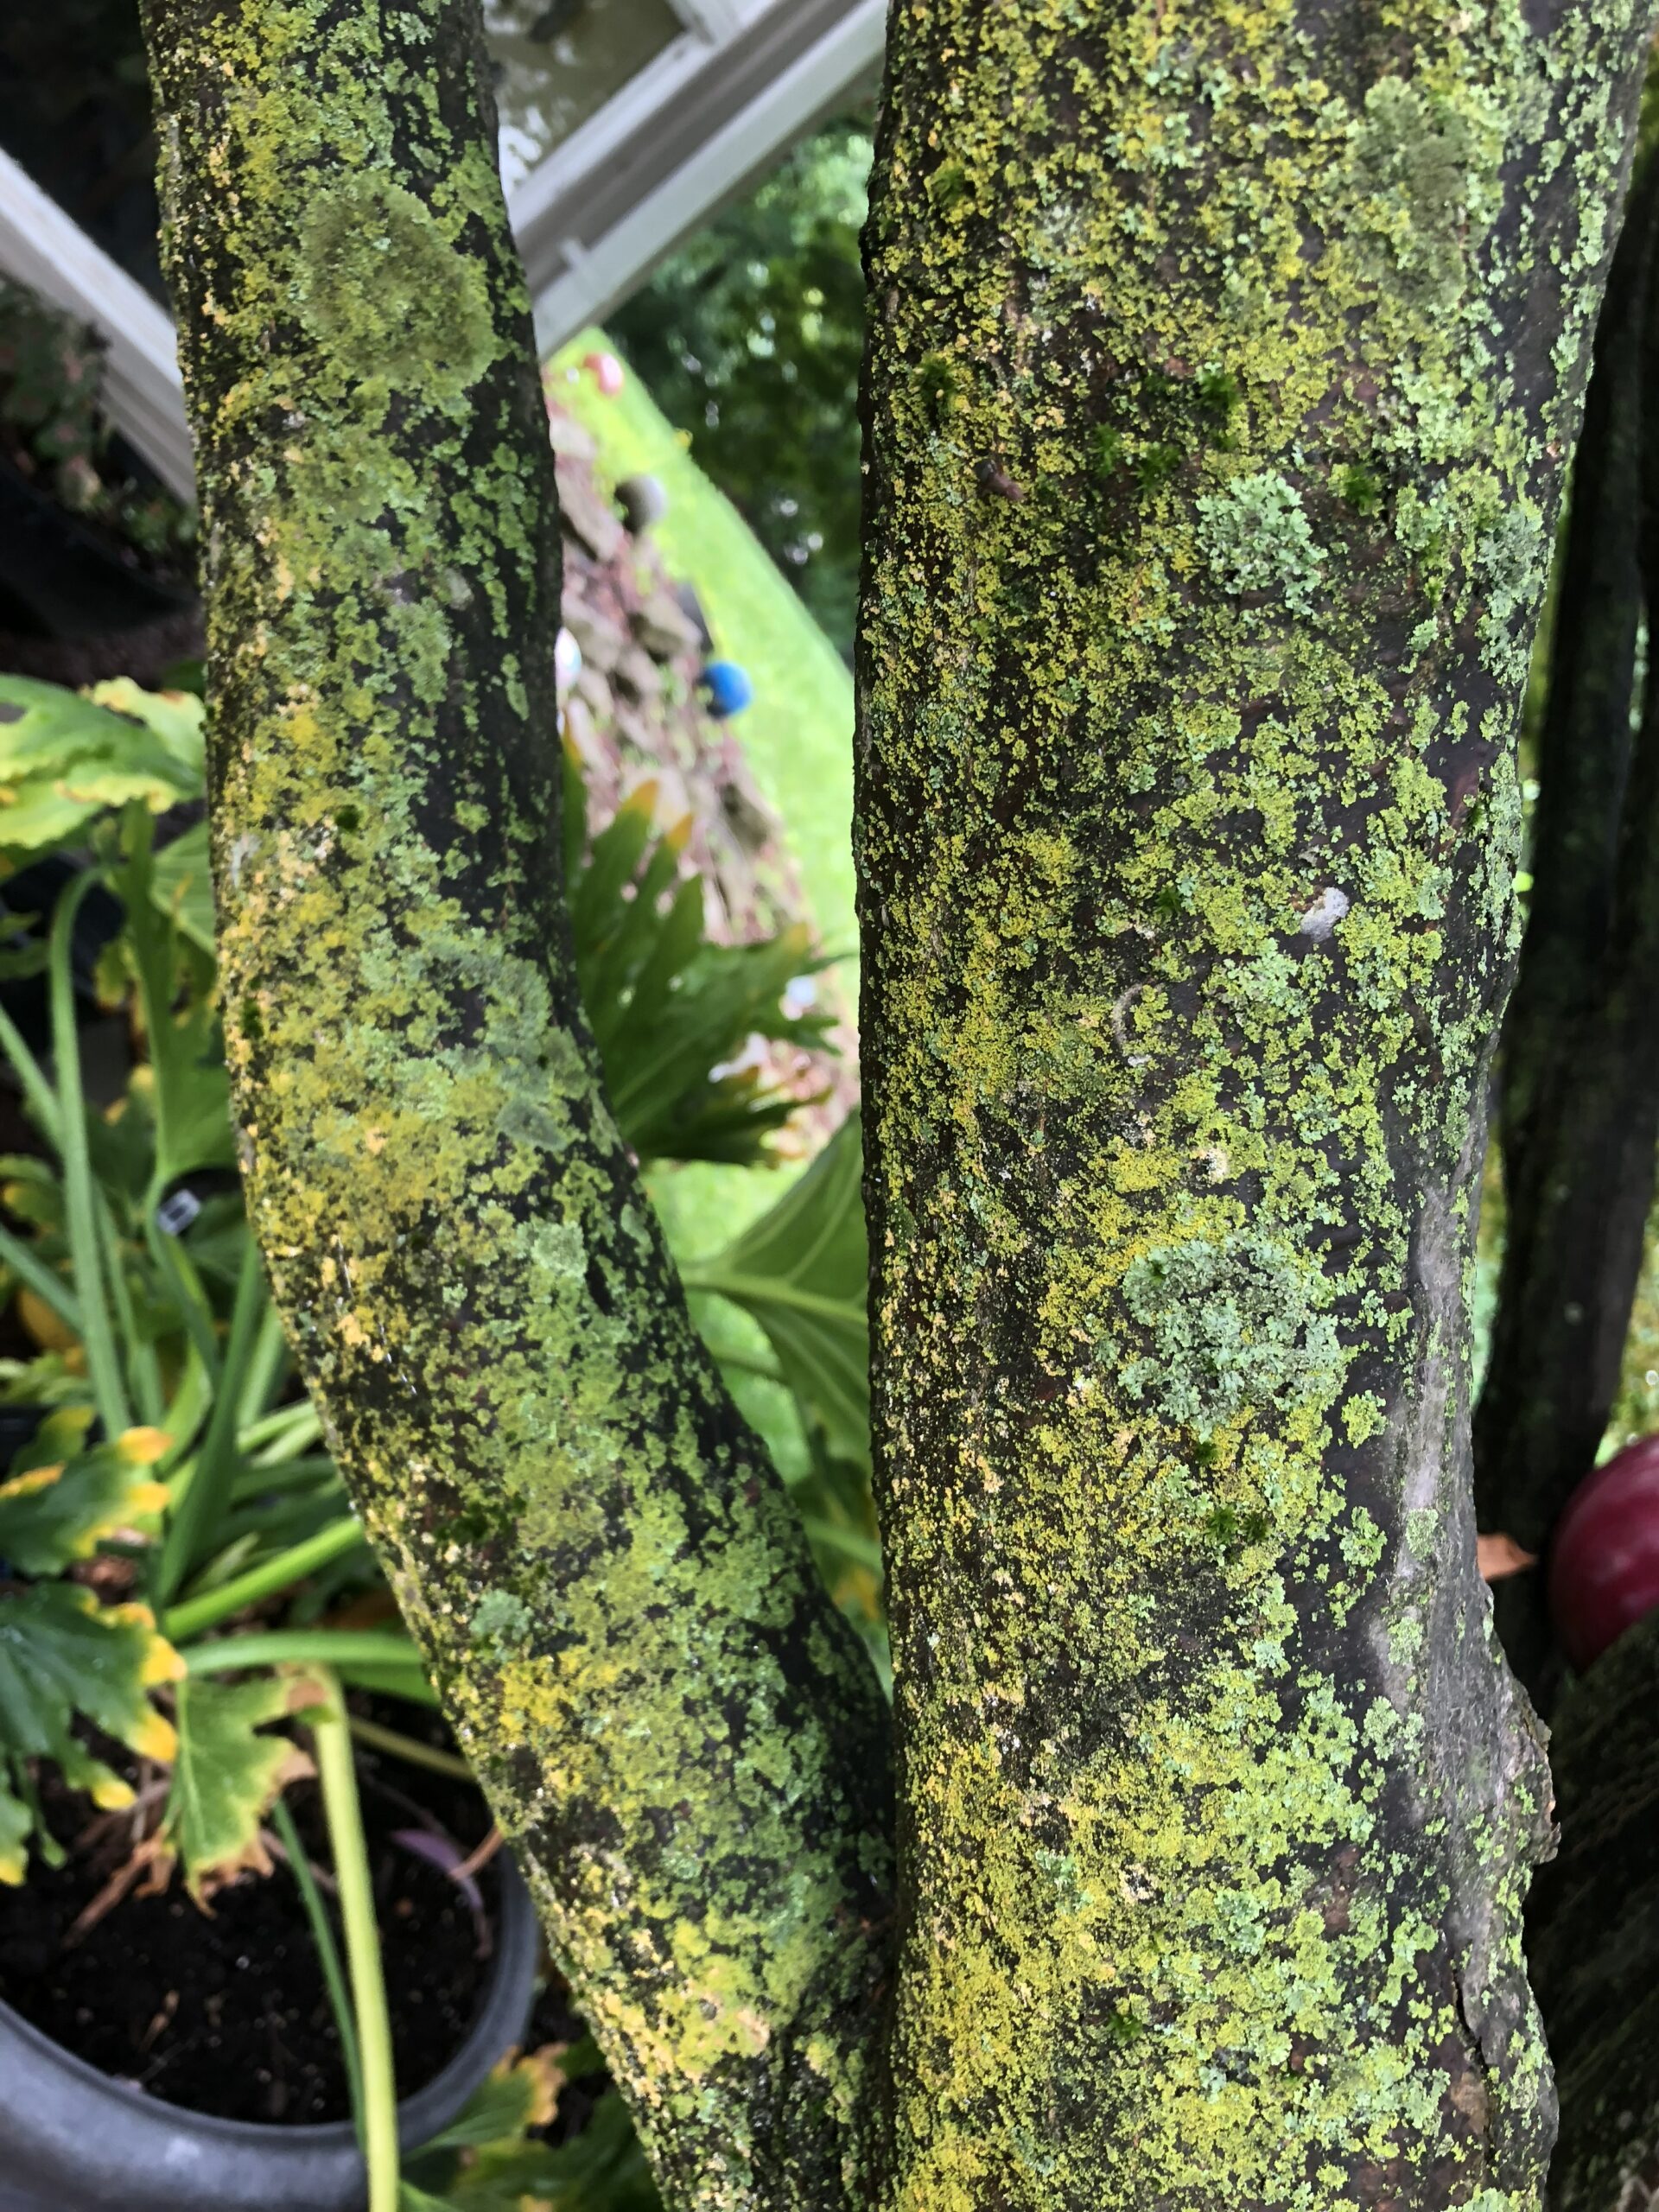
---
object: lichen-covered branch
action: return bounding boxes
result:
[856,4,1653,2206]
[138,6,892,2204]
[1475,153,1659,1694]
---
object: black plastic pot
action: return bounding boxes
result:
[0,1848,539,2212]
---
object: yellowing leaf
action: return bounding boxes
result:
[163,1673,317,1897]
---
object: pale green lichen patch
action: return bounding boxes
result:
[1195,473,1326,615]
[1117,1233,1341,1433]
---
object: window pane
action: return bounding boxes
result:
[486,0,686,191]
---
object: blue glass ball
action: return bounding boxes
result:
[701,659,755,718]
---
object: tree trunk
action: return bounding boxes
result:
[1526,1611,1659,2210]
[855,5,1653,2207]
[1474,151,1659,1700]
[138,5,892,2205]
[140,0,1659,2205]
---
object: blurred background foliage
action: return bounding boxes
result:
[610,106,873,663]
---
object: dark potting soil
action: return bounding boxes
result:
[0,1703,511,2126]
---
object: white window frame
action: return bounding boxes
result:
[0,0,884,492]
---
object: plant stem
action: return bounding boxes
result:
[238,1294,290,1427]
[680,1269,855,1321]
[49,869,130,1440]
[0,1224,83,1338]
[163,1515,367,1641]
[180,1627,418,1676]
[309,1669,398,2211]
[158,1234,266,1600]
[146,1207,222,1381]
[99,1195,163,1425]
[239,1398,324,1462]
[271,1793,365,2138]
[346,1713,474,1783]
[0,998,61,1146]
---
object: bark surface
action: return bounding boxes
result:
[138,6,892,2206]
[1474,153,1659,1694]
[1526,1611,1659,2211]
[856,5,1653,2208]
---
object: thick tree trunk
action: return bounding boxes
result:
[138,5,891,2206]
[856,6,1654,2208]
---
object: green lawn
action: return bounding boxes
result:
[548,331,858,1288]
[549,330,857,963]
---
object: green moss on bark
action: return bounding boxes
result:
[857,3,1653,2206]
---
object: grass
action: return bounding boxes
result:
[547,330,857,964]
[548,330,859,1283]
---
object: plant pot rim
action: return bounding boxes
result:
[0,1843,539,2212]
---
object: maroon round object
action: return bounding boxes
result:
[1548,1432,1659,1669]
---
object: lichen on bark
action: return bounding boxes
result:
[138,4,892,2205]
[856,3,1654,2206]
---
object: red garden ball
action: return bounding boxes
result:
[1548,1432,1659,1669]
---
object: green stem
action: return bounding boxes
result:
[159,1234,266,1600]
[680,1269,856,1322]
[709,1348,788,1385]
[146,1205,222,1382]
[271,1793,365,2138]
[163,1515,367,1641]
[238,1294,290,1427]
[50,870,130,1440]
[180,1627,419,1675]
[0,1224,83,1338]
[798,1517,885,1574]
[239,1399,324,1462]
[309,1669,398,2211]
[230,1455,341,1502]
[346,1713,474,1783]
[99,1196,163,1426]
[0,997,62,1147]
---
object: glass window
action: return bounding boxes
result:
[486,0,688,192]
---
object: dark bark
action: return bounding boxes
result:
[1526,1611,1659,2210]
[1476,155,1659,1695]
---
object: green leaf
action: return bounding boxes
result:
[87,679,207,783]
[111,813,233,1187]
[410,2091,662,2212]
[0,1582,183,1880]
[163,1670,318,1896]
[150,820,216,955]
[566,753,833,1166]
[688,1112,869,1466]
[416,2065,538,2153]
[0,1777,31,1885]
[0,675,201,854]
[0,1423,171,1573]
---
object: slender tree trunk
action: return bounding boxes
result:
[138,5,891,2205]
[1474,153,1659,1700]
[856,6,1653,2208]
